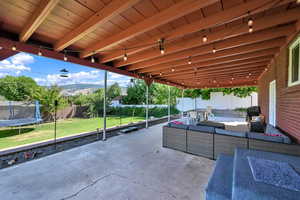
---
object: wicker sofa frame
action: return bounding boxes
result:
[163,125,300,159]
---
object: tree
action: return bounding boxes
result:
[107,83,122,101]
[122,79,148,104]
[0,76,40,101]
[33,85,68,120]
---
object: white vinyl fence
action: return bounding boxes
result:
[176,92,257,112]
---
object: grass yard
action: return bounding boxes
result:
[0,116,145,150]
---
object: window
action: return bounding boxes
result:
[289,37,300,86]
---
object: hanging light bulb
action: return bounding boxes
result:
[249,72,252,76]
[246,75,250,79]
[91,56,95,63]
[248,17,254,26]
[171,68,175,72]
[38,50,42,56]
[160,72,163,76]
[212,47,216,53]
[188,56,192,64]
[63,51,68,61]
[123,48,128,61]
[249,26,253,33]
[202,35,208,43]
[159,39,165,55]
[11,45,17,51]
[123,53,128,61]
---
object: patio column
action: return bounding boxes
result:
[181,89,184,118]
[146,84,149,128]
[103,70,107,141]
[168,85,171,122]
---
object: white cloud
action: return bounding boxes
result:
[35,70,103,86]
[0,53,33,76]
[35,70,131,87]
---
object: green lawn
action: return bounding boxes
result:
[0,116,145,150]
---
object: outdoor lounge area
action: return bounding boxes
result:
[1,0,300,199]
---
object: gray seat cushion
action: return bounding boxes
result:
[168,122,189,130]
[248,132,284,143]
[198,121,225,129]
[188,125,214,133]
[215,128,247,138]
[265,124,291,144]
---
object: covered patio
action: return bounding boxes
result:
[0,123,214,200]
[1,0,300,199]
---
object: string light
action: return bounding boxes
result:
[188,56,192,64]
[202,35,208,43]
[11,45,17,51]
[159,39,165,55]
[248,17,253,26]
[63,51,68,61]
[212,47,216,53]
[249,26,253,33]
[38,47,42,56]
[123,48,128,61]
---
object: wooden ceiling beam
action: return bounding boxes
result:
[80,0,218,58]
[115,8,300,68]
[165,65,266,79]
[160,61,269,78]
[178,78,259,88]
[155,56,272,77]
[185,80,258,89]
[129,25,292,72]
[54,0,140,51]
[138,37,283,74]
[167,71,263,84]
[149,48,277,77]
[0,36,181,88]
[100,0,281,63]
[0,48,18,61]
[19,0,60,42]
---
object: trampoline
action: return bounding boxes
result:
[0,101,42,128]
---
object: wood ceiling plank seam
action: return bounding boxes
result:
[80,0,219,58]
[123,18,296,70]
[56,3,93,20]
[99,0,281,63]
[19,0,61,42]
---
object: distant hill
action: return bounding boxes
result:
[59,84,103,90]
[58,83,127,96]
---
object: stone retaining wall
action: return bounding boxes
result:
[0,115,178,169]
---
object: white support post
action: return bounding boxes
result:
[168,86,171,122]
[181,89,184,118]
[103,70,107,141]
[146,84,149,128]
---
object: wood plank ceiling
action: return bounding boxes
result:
[0,0,299,88]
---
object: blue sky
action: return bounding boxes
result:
[0,52,131,87]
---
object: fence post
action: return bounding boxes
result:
[168,86,171,122]
[103,70,107,141]
[181,89,184,118]
[146,84,149,128]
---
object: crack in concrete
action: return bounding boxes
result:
[59,172,177,200]
[60,173,112,200]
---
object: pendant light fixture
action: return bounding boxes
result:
[159,39,165,55]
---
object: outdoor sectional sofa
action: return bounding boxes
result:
[163,119,300,159]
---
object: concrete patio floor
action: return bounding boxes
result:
[0,123,214,200]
